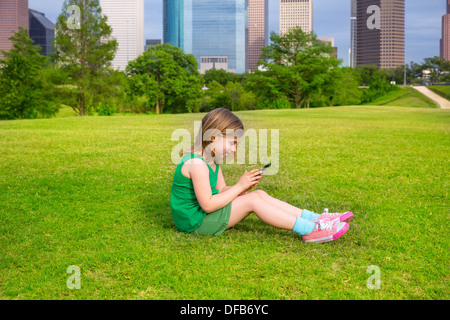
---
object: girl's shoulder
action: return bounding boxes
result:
[180,153,209,180]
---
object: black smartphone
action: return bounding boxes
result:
[260,162,271,171]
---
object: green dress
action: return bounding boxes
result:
[170,153,231,234]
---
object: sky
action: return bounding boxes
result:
[28,0,445,66]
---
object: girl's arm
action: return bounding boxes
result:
[217,166,262,194]
[188,159,260,213]
[216,166,228,192]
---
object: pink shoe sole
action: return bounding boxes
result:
[340,212,354,223]
[332,222,349,241]
[303,222,350,243]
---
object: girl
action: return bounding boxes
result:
[170,108,352,243]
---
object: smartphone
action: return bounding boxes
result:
[260,162,271,171]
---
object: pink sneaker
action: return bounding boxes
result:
[316,208,353,223]
[302,218,349,243]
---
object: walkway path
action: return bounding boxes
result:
[412,86,450,109]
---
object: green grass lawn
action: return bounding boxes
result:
[0,106,448,299]
[364,87,439,108]
[429,85,450,101]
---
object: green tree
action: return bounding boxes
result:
[52,0,118,116]
[203,68,237,87]
[322,67,362,106]
[250,28,341,108]
[0,27,59,120]
[126,44,203,114]
[422,56,450,84]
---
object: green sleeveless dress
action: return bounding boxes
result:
[170,153,232,235]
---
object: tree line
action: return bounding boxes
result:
[0,0,448,120]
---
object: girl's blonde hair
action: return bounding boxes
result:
[186,108,244,161]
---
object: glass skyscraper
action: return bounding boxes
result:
[164,0,247,74]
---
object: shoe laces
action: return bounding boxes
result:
[316,218,336,231]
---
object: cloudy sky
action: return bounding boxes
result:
[28,0,445,66]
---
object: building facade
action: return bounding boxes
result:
[29,9,54,57]
[164,0,247,74]
[0,0,29,59]
[354,0,405,69]
[441,0,450,61]
[280,0,313,35]
[100,0,145,71]
[350,0,357,67]
[247,0,268,72]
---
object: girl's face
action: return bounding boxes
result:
[211,135,237,160]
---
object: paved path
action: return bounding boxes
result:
[412,86,450,109]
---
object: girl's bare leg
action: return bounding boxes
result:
[253,190,305,217]
[228,191,297,229]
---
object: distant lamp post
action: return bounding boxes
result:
[202,85,209,91]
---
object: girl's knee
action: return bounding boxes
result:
[254,190,269,199]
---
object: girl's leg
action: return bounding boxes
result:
[227,191,297,230]
[252,190,304,217]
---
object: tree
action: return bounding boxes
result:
[203,68,237,87]
[321,67,362,107]
[53,0,118,116]
[0,27,59,120]
[126,44,203,114]
[249,28,341,108]
[422,56,450,84]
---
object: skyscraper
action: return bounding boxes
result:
[354,0,405,69]
[0,0,29,59]
[350,0,357,67]
[29,9,54,57]
[164,0,247,74]
[279,0,313,35]
[247,0,268,72]
[100,0,144,71]
[440,0,450,61]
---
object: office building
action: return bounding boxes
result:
[350,0,357,67]
[280,0,313,35]
[441,0,450,61]
[29,9,54,57]
[145,39,161,51]
[317,37,338,59]
[354,0,405,69]
[164,0,247,74]
[100,0,145,70]
[0,0,29,59]
[247,0,268,72]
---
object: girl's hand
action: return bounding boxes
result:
[237,169,263,194]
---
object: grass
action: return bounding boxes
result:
[429,85,450,101]
[0,106,449,300]
[364,87,439,108]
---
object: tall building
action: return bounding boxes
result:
[164,0,247,74]
[350,0,357,67]
[280,0,313,35]
[0,0,29,59]
[354,0,405,69]
[100,0,145,71]
[29,9,54,57]
[317,37,338,59]
[247,0,268,72]
[440,0,450,61]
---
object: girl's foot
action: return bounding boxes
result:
[315,208,353,223]
[302,218,349,243]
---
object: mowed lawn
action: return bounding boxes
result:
[0,106,448,300]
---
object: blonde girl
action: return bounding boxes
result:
[170,108,352,242]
